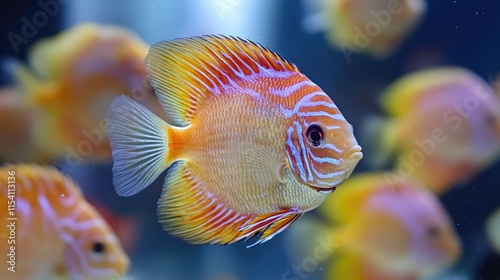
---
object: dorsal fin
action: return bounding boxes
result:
[145,35,300,127]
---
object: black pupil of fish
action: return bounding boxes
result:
[92,242,105,254]
[307,125,324,147]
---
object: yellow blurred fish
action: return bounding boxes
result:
[288,173,461,279]
[303,0,426,59]
[0,87,44,162]
[105,35,363,247]
[328,253,419,280]
[5,23,163,163]
[0,164,129,280]
[366,67,500,194]
[486,208,500,254]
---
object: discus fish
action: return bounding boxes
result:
[105,35,362,247]
[302,0,427,59]
[7,23,163,162]
[365,67,500,194]
[287,172,461,279]
[0,164,129,280]
[486,208,500,254]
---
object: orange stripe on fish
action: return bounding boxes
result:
[106,35,362,247]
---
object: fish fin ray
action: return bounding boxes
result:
[244,211,303,248]
[105,95,170,197]
[145,35,300,126]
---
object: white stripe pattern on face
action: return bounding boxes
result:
[320,143,343,153]
[306,148,342,165]
[294,121,313,181]
[286,126,307,181]
[310,163,346,179]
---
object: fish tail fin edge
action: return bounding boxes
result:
[105,95,170,197]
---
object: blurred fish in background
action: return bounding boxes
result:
[302,0,427,59]
[286,172,462,280]
[0,23,164,164]
[486,208,500,254]
[364,67,500,194]
[0,164,129,280]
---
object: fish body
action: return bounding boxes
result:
[288,172,461,278]
[6,23,162,162]
[0,164,129,280]
[106,35,362,247]
[367,67,500,193]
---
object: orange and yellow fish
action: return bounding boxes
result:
[303,0,427,59]
[2,23,163,163]
[366,67,500,194]
[0,164,129,280]
[287,172,461,279]
[105,35,362,247]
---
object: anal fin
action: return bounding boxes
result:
[240,210,303,248]
[157,161,303,247]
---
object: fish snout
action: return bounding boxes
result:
[343,144,363,165]
[338,144,362,181]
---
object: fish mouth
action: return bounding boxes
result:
[308,185,337,193]
[343,144,363,162]
[307,145,363,194]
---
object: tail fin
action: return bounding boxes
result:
[361,115,400,168]
[105,95,171,197]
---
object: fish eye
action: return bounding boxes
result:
[426,226,439,238]
[306,125,324,147]
[91,242,106,254]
